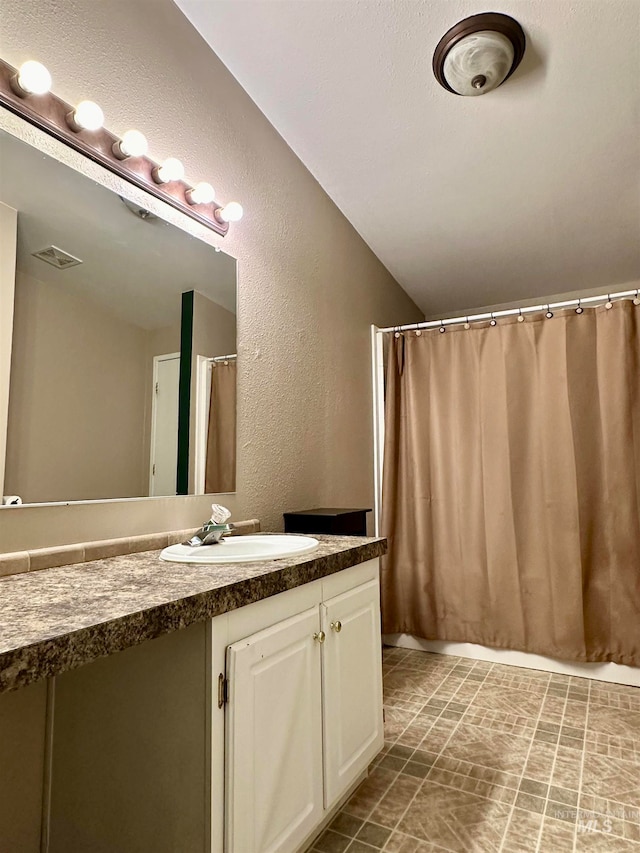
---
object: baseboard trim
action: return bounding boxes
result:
[383,634,640,688]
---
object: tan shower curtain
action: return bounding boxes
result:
[205,361,237,493]
[381,300,640,666]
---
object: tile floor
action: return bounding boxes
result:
[310,647,640,853]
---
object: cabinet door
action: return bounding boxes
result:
[225,607,324,853]
[322,579,384,809]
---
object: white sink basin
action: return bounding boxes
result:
[159,534,320,565]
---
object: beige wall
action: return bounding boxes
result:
[0,679,48,851]
[192,290,237,362]
[0,202,17,498]
[0,0,421,551]
[5,271,149,503]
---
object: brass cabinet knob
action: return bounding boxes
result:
[330,621,342,633]
[313,631,326,644]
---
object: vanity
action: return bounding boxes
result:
[0,533,386,853]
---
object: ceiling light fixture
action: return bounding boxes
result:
[433,12,525,96]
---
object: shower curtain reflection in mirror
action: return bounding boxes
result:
[205,359,237,494]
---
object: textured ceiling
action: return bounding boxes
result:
[174,0,640,315]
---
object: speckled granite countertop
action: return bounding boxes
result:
[0,534,386,693]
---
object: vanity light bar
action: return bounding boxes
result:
[0,57,243,236]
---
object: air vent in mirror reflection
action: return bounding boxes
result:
[32,245,83,270]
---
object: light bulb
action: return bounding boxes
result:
[113,129,148,159]
[68,100,104,131]
[217,202,243,223]
[152,157,185,184]
[14,60,52,96]
[186,182,216,205]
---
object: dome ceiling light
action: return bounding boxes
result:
[433,12,526,96]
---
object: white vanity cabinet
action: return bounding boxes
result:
[213,558,384,853]
[321,578,384,811]
[45,558,383,853]
[225,607,325,853]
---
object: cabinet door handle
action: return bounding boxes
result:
[313,631,326,644]
[330,620,342,633]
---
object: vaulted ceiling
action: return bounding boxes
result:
[174,0,640,315]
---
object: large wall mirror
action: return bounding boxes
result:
[0,125,237,506]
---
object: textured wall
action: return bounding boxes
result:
[0,679,48,850]
[6,271,148,502]
[0,0,421,551]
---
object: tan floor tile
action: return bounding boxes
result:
[551,746,584,791]
[463,708,536,737]
[564,700,589,728]
[396,781,510,852]
[451,682,483,703]
[385,696,427,713]
[313,829,352,852]
[523,742,557,782]
[342,767,398,819]
[383,669,446,697]
[350,650,640,853]
[575,827,640,851]
[581,753,640,806]
[396,719,437,749]
[539,695,568,720]
[383,830,440,852]
[587,705,640,746]
[440,723,532,775]
[538,817,576,851]
[470,683,546,717]
[501,808,543,852]
[384,708,417,741]
[590,685,640,713]
[368,774,422,829]
[414,719,458,752]
[483,671,550,694]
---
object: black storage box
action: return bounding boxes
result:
[283,507,372,536]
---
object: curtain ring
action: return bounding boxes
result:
[517,308,524,323]
[605,293,613,309]
[634,289,640,306]
[545,304,554,319]
[439,320,446,334]
[463,316,470,330]
[489,312,497,327]
[575,298,584,314]
[394,325,401,338]
[415,328,422,336]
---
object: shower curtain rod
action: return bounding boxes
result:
[379,287,640,334]
[208,353,237,362]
